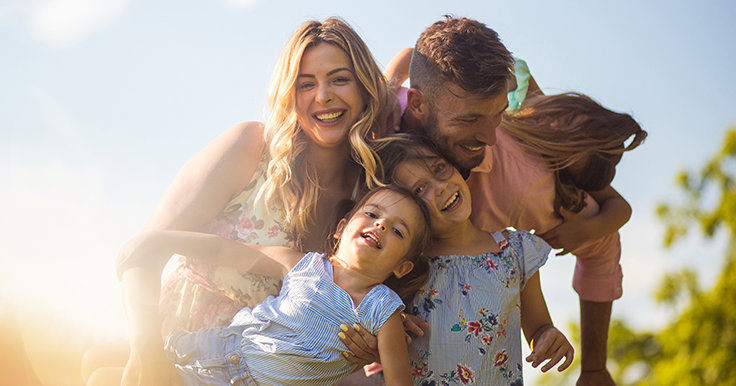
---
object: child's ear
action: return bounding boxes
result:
[392,260,414,279]
[333,218,348,240]
[406,88,428,121]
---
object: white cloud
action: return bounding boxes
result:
[27,0,131,49]
[224,0,260,9]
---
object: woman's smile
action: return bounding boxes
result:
[295,43,367,149]
[314,109,346,123]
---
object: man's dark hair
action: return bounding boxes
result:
[410,16,515,103]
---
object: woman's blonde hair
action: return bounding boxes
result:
[501,93,647,215]
[259,18,397,238]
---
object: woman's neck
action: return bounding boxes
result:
[297,143,361,253]
[305,143,356,187]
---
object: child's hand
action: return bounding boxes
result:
[525,326,574,372]
[402,312,429,343]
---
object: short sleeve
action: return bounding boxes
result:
[507,230,550,289]
[357,285,405,336]
[507,58,531,111]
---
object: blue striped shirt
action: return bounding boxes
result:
[229,252,405,385]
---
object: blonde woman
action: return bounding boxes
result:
[82,17,397,383]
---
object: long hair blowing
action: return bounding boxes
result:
[259,18,398,237]
[501,92,647,215]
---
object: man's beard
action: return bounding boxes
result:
[424,110,485,173]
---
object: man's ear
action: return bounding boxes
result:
[392,260,414,279]
[333,218,347,240]
[406,88,429,122]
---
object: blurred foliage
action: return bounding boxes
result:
[606,127,736,385]
[537,128,736,386]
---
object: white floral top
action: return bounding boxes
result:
[408,230,550,386]
[159,153,294,333]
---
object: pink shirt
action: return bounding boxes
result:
[467,127,622,302]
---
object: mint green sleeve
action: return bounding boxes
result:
[507,57,531,110]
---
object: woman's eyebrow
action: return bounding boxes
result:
[298,67,352,79]
[327,67,352,76]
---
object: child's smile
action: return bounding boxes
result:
[360,230,382,249]
[333,189,422,283]
[393,148,473,236]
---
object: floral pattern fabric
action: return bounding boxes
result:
[159,154,294,333]
[408,230,550,386]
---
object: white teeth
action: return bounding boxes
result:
[463,145,483,152]
[442,192,459,211]
[315,111,343,122]
[362,232,381,249]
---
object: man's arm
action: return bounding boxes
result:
[537,186,631,255]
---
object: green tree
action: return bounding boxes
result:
[538,128,736,386]
[613,127,736,385]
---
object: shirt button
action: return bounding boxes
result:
[230,354,240,365]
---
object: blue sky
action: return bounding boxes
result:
[2,0,735,382]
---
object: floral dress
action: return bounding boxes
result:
[159,154,294,333]
[408,230,550,386]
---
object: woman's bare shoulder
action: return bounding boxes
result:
[219,121,265,150]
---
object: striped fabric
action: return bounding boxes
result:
[229,252,405,385]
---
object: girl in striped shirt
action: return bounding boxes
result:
[95,186,431,386]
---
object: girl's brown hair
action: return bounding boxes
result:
[328,185,432,305]
[502,93,647,215]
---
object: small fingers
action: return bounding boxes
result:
[403,314,429,337]
[557,346,574,372]
[541,342,574,372]
[527,333,557,368]
[527,335,574,373]
[540,346,565,372]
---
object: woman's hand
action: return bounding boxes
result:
[526,325,574,372]
[338,312,430,364]
[116,233,155,281]
[115,232,171,281]
[338,323,380,366]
